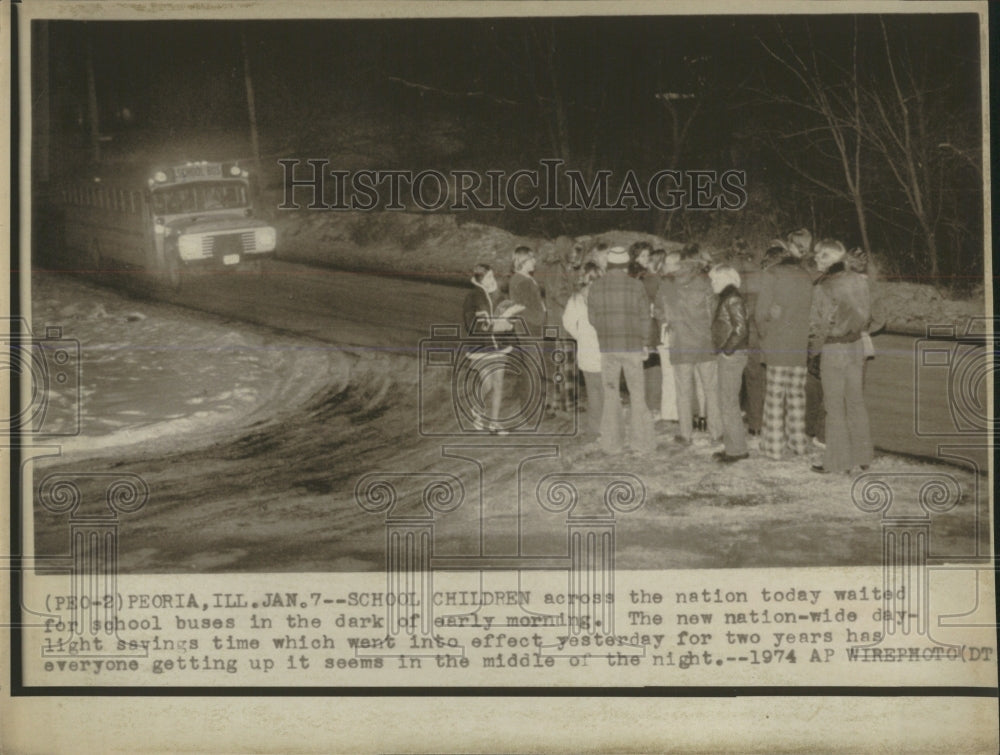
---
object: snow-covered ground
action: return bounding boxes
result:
[27,272,989,572]
[30,273,348,462]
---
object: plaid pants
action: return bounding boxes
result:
[762,365,808,459]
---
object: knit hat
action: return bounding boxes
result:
[606,246,629,265]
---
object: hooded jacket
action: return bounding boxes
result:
[654,262,716,364]
[755,256,814,367]
[463,279,516,353]
[808,262,872,357]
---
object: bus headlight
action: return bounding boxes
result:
[255,226,277,252]
[177,234,203,260]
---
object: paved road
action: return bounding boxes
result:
[153,260,990,471]
[865,333,989,470]
[34,263,989,572]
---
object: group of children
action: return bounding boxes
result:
[464,229,877,475]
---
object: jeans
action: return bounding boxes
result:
[600,351,655,455]
[805,372,826,442]
[717,352,748,456]
[674,360,720,441]
[581,369,604,437]
[821,340,873,472]
[644,362,662,414]
[657,346,678,421]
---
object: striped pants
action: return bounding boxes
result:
[762,365,808,459]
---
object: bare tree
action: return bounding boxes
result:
[653,91,702,238]
[858,19,950,279]
[241,28,262,195]
[756,21,873,254]
[755,18,981,281]
[649,47,724,239]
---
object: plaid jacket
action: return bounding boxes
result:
[586,268,650,353]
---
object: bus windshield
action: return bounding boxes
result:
[151,182,248,215]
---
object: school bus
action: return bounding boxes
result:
[57,160,276,289]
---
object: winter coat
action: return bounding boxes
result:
[508,272,546,338]
[562,291,601,373]
[640,271,662,348]
[587,268,651,353]
[462,281,516,353]
[654,266,716,364]
[537,253,578,333]
[737,258,763,348]
[712,285,749,355]
[755,257,813,367]
[808,262,872,357]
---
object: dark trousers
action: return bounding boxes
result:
[805,372,825,442]
[742,353,766,433]
[643,351,662,414]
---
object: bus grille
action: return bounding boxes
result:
[203,232,258,257]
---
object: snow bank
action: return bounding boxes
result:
[265,195,984,331]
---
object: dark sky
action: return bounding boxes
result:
[42,14,980,139]
[31,12,984,272]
